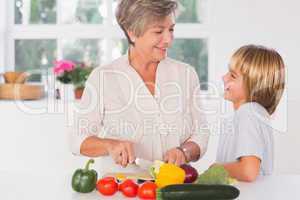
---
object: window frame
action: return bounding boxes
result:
[3,0,214,91]
[0,0,8,74]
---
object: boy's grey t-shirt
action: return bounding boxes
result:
[216,102,274,175]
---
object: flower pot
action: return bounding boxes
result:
[74,87,84,99]
[55,82,74,101]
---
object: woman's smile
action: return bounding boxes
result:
[155,46,167,54]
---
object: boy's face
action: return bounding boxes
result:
[222,67,248,109]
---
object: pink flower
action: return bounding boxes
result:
[53,60,76,75]
[53,67,64,75]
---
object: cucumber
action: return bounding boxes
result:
[157,184,240,200]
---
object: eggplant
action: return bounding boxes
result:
[180,164,198,183]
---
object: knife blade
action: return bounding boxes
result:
[134,158,153,171]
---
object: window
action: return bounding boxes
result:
[4,0,210,90]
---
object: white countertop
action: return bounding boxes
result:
[0,171,299,200]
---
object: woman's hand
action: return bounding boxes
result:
[163,147,186,166]
[105,139,136,167]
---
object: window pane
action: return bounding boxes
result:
[62,39,103,67]
[168,39,208,90]
[15,39,57,81]
[111,39,128,60]
[61,0,106,24]
[176,0,208,23]
[15,0,56,24]
[112,0,119,25]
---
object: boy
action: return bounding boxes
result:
[215,45,285,182]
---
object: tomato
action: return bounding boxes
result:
[119,179,139,197]
[96,177,118,196]
[137,181,157,199]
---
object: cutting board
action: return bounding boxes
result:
[103,172,154,182]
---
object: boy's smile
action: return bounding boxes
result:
[223,67,248,110]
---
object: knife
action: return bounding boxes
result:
[134,158,153,171]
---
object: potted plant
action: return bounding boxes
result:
[53,60,93,99]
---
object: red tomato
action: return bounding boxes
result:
[119,179,139,197]
[96,177,118,196]
[137,181,157,199]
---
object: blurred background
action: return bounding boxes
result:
[0,0,299,176]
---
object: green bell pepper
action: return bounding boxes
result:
[72,159,98,193]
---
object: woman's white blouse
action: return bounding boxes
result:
[69,55,209,173]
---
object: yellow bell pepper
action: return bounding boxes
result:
[155,163,186,188]
[116,173,126,181]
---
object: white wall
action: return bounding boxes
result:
[210,0,300,101]
[194,0,300,174]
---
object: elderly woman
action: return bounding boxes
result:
[69,0,209,174]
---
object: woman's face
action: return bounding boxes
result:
[130,14,175,62]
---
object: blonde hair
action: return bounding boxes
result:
[229,45,285,115]
[115,0,178,45]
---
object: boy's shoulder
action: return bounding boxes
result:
[237,102,269,116]
[235,102,270,125]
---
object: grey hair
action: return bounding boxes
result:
[116,0,178,45]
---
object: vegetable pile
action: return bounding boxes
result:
[71,159,240,200]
